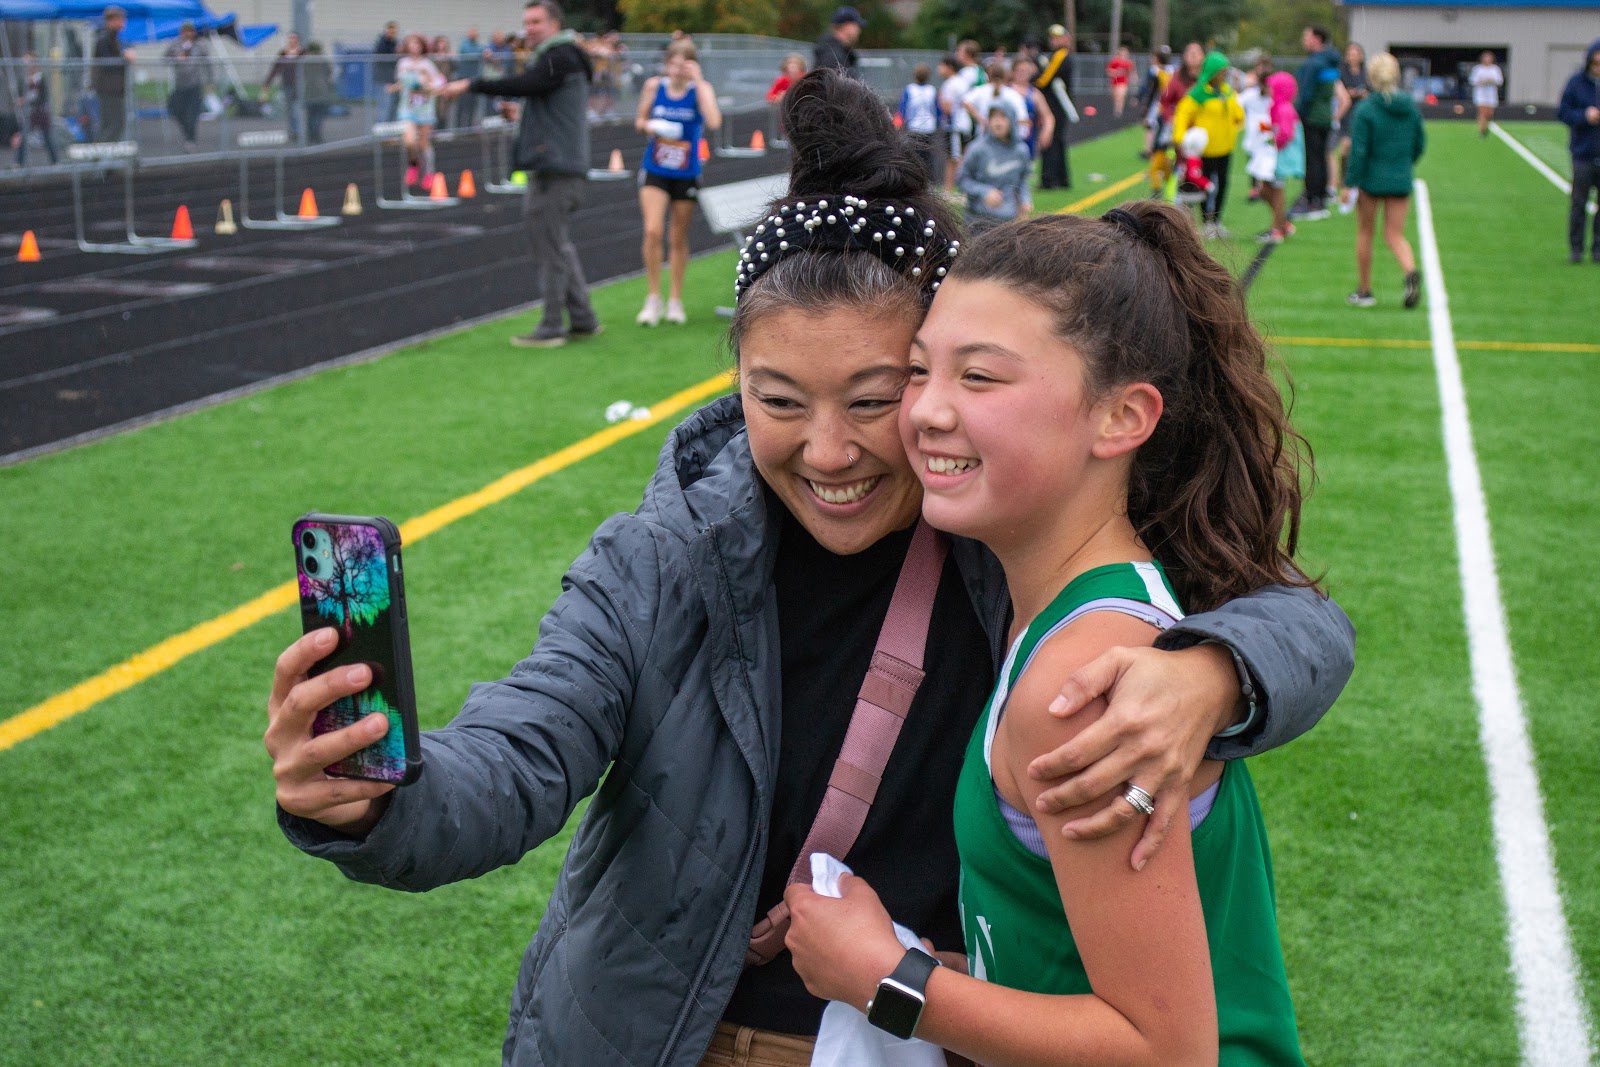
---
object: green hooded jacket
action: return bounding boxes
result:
[1345,90,1426,197]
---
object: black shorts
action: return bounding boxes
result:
[640,171,700,201]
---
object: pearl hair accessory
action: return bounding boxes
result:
[735,194,962,303]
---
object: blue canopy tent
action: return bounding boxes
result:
[0,1,276,45]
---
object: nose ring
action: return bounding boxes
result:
[846,450,857,466]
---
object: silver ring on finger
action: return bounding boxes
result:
[1122,783,1155,816]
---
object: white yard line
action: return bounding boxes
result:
[1491,121,1596,215]
[1415,177,1597,1067]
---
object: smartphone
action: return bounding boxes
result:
[292,513,422,785]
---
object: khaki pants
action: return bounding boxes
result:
[697,1022,815,1067]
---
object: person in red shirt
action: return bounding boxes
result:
[767,53,807,103]
[1107,45,1136,116]
[766,53,807,145]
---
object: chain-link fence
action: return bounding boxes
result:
[0,38,1153,175]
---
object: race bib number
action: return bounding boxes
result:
[651,137,691,172]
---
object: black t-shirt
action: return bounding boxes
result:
[721,502,995,1035]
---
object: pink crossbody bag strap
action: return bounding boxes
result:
[746,519,949,967]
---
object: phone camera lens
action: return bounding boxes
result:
[300,530,317,550]
[303,555,320,575]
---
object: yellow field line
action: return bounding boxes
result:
[0,371,736,754]
[1055,171,1146,215]
[1272,335,1599,355]
[1274,335,1432,349]
[1457,339,1600,354]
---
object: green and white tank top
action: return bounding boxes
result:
[953,561,1305,1065]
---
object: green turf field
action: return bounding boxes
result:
[2,120,1595,1065]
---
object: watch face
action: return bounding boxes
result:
[867,979,925,1040]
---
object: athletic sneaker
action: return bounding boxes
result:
[1572,250,1585,264]
[1211,223,1231,240]
[1337,192,1356,215]
[570,323,606,340]
[664,298,687,324]
[1402,270,1421,309]
[1346,290,1376,308]
[1202,222,1220,240]
[405,164,419,187]
[511,330,568,348]
[636,294,664,326]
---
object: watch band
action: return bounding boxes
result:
[866,947,940,1040]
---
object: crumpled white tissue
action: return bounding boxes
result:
[808,853,947,1067]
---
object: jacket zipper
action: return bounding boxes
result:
[658,521,766,1066]
[658,831,760,1065]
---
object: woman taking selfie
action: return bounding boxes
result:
[267,71,1353,1066]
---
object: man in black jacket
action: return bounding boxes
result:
[373,21,399,121]
[444,1,601,347]
[1034,25,1075,188]
[1558,40,1600,262]
[91,6,133,142]
[813,7,863,73]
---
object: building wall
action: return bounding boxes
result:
[1348,5,1600,103]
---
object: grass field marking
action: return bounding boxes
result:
[1054,171,1146,215]
[1271,336,1600,354]
[1489,121,1573,194]
[1415,177,1598,1067]
[0,370,736,755]
[1491,121,1596,218]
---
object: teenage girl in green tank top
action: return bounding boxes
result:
[784,202,1318,1065]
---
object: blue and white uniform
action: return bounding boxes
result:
[642,79,705,180]
[899,82,940,135]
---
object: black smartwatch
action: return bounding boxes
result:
[865,947,940,1040]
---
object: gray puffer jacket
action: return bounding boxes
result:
[281,394,1355,1065]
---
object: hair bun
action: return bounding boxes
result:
[781,69,931,201]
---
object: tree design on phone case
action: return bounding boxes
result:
[301,524,391,640]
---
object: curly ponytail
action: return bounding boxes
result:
[949,202,1318,612]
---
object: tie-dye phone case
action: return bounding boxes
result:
[292,513,421,785]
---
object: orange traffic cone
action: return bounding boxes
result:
[457,170,477,198]
[751,129,765,151]
[429,172,450,200]
[172,205,195,241]
[699,138,711,162]
[16,230,41,262]
[341,182,363,216]
[215,199,238,235]
[607,148,624,172]
[297,188,320,218]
